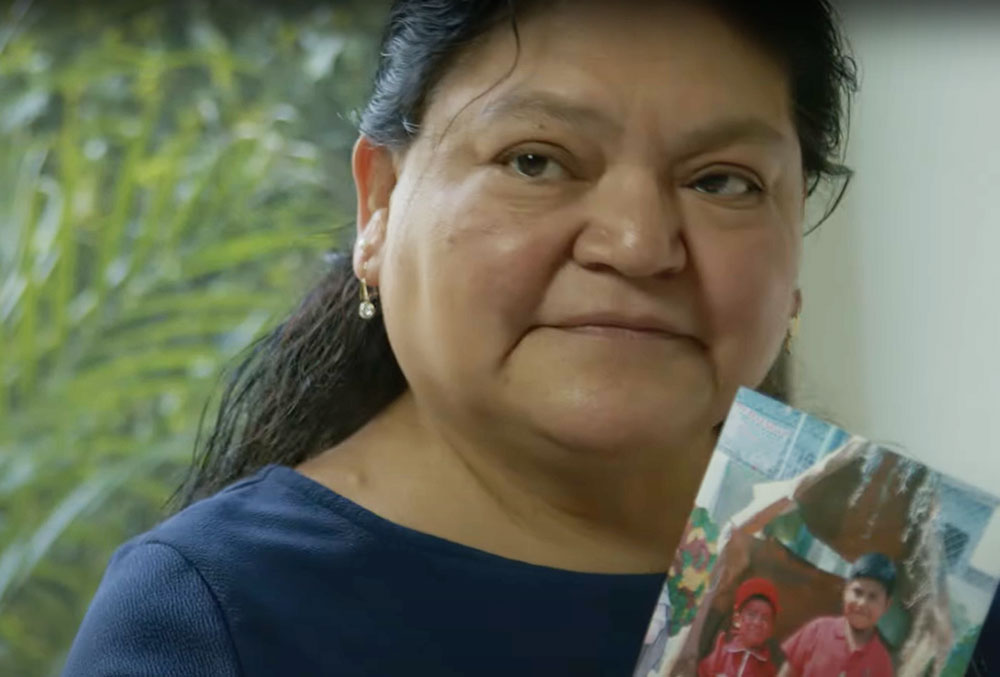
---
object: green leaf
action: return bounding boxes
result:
[0,2,386,673]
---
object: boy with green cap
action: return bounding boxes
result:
[778,553,895,677]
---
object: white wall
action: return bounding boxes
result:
[794,7,1000,498]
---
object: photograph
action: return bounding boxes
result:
[635,389,1000,677]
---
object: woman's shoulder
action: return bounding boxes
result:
[149,464,359,564]
[63,465,379,675]
[63,533,244,675]
[124,463,418,601]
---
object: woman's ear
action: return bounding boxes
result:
[352,135,397,285]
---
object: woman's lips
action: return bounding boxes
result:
[557,324,679,339]
[549,311,692,340]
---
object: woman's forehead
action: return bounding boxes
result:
[420,1,795,148]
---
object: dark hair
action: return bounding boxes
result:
[175,0,858,506]
[848,552,897,598]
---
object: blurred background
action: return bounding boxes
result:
[0,1,386,672]
[1,1,998,675]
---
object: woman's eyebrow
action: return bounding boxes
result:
[479,91,624,136]
[471,92,790,154]
[671,117,791,157]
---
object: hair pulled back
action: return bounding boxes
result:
[177,0,857,506]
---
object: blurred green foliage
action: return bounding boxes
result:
[0,1,386,673]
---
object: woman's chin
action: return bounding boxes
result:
[520,392,717,461]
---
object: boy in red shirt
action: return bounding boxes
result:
[778,553,896,677]
[699,577,781,677]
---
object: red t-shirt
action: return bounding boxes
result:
[698,631,778,677]
[781,616,893,677]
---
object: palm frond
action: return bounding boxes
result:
[0,2,386,674]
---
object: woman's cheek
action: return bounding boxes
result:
[700,236,795,371]
[460,173,575,267]
[435,197,570,345]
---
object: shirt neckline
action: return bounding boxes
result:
[832,616,884,657]
[261,464,667,585]
[722,641,770,662]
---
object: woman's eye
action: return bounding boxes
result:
[506,152,569,181]
[691,173,762,197]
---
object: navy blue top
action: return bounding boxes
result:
[63,465,665,676]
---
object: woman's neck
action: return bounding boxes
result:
[298,392,716,573]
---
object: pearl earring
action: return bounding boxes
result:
[358,261,376,320]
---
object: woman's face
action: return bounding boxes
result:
[362,1,804,457]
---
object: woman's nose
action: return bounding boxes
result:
[571,165,687,279]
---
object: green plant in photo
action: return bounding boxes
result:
[667,506,720,635]
[0,2,385,674]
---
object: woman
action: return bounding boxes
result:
[63,1,856,675]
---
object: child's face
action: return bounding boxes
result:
[842,577,890,632]
[735,598,775,648]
